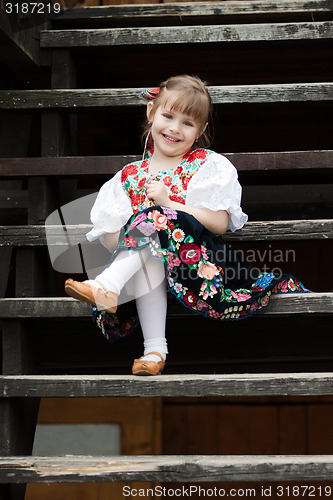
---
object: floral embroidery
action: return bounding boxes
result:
[209,310,222,319]
[123,236,137,248]
[128,212,147,231]
[179,242,201,264]
[92,306,139,344]
[230,290,252,302]
[114,171,309,326]
[261,295,270,307]
[168,252,181,271]
[184,291,197,307]
[272,277,308,294]
[174,282,183,294]
[148,210,168,231]
[252,273,275,289]
[172,228,185,242]
[137,221,156,236]
[197,301,209,312]
[121,148,210,213]
[162,206,178,219]
[198,262,218,280]
[137,237,150,247]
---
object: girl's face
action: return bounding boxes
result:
[147,95,202,160]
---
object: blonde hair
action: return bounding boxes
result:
[143,75,213,147]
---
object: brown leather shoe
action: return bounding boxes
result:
[132,352,165,376]
[64,278,117,313]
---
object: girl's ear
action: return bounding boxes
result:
[197,122,208,140]
[146,101,154,123]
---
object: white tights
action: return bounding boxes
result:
[86,247,168,362]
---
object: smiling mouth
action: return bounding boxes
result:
[162,133,181,143]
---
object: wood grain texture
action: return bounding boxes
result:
[53,0,333,20]
[40,22,333,47]
[1,219,332,247]
[2,372,333,398]
[1,151,333,177]
[2,454,333,482]
[1,83,333,109]
[0,292,333,319]
[0,292,331,320]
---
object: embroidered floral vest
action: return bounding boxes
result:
[121,148,211,213]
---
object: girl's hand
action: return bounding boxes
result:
[146,179,170,206]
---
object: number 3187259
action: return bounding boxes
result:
[5,3,61,14]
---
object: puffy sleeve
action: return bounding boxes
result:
[186,152,248,232]
[86,170,133,246]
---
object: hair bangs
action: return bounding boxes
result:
[160,89,209,127]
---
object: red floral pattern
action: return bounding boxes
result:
[121,148,210,213]
[179,243,201,264]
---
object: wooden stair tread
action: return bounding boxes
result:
[1,372,333,398]
[1,453,333,482]
[40,21,333,47]
[54,0,333,23]
[1,83,332,109]
[0,293,331,319]
[1,220,332,247]
[1,151,333,177]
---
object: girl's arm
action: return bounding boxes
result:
[168,202,228,235]
[146,180,228,235]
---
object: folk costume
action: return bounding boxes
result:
[86,145,308,343]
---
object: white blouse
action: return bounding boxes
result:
[186,152,248,232]
[86,151,248,246]
[86,170,132,245]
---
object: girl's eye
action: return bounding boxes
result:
[163,114,172,119]
[184,121,194,127]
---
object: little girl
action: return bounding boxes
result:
[65,75,308,376]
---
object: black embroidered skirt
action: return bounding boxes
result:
[92,206,309,342]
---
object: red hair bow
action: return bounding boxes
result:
[140,87,160,101]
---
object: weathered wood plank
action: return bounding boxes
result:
[0,155,138,177]
[40,22,333,48]
[53,0,333,21]
[1,219,332,248]
[0,293,331,319]
[2,372,333,398]
[1,83,332,109]
[2,454,333,482]
[1,151,333,177]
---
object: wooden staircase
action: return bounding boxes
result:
[1,0,333,498]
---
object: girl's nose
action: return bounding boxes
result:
[169,121,181,133]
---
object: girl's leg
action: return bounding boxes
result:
[88,247,153,295]
[93,248,168,364]
[69,247,159,312]
[134,257,168,363]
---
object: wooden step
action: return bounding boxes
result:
[1,372,333,398]
[53,0,333,24]
[1,83,332,109]
[1,220,332,247]
[40,21,333,48]
[0,293,332,319]
[1,151,332,177]
[1,454,333,482]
